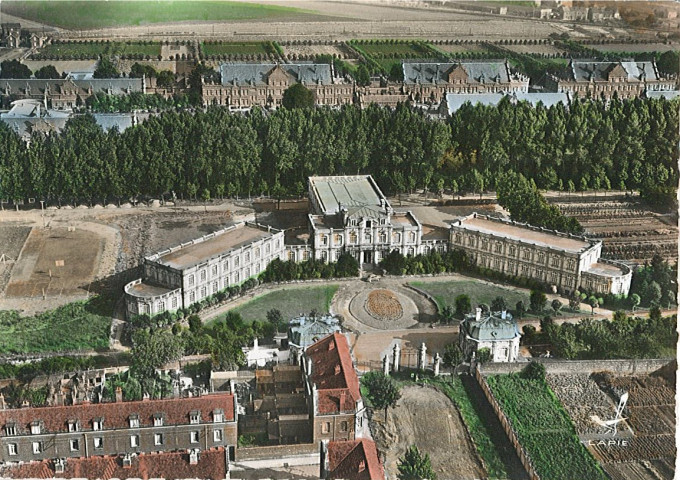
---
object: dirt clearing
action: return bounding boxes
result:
[371,384,485,479]
[5,226,104,297]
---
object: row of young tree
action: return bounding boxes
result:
[0,98,677,204]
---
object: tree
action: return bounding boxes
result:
[588,296,599,315]
[354,64,370,86]
[93,56,119,78]
[515,300,526,319]
[657,50,680,75]
[397,445,437,480]
[362,371,401,421]
[440,305,455,324]
[389,62,404,82]
[569,294,581,311]
[131,329,184,381]
[0,59,31,79]
[491,296,507,312]
[156,70,176,88]
[551,299,562,315]
[34,65,60,79]
[130,62,157,78]
[476,347,491,364]
[522,361,546,381]
[442,343,462,368]
[529,290,547,312]
[266,308,284,332]
[645,281,662,306]
[281,83,315,109]
[629,293,641,312]
[188,314,202,334]
[455,294,471,316]
[335,252,359,277]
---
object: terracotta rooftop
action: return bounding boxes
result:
[306,333,361,415]
[0,447,227,480]
[0,393,234,436]
[328,439,385,480]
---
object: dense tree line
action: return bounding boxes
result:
[525,310,677,359]
[0,99,676,204]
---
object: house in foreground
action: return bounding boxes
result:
[459,307,521,363]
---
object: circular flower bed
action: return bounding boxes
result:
[365,289,404,322]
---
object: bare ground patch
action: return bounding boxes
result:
[370,384,485,479]
[5,226,104,298]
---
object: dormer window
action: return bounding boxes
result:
[190,410,201,425]
[129,414,139,428]
[92,418,103,431]
[30,421,42,435]
[213,409,224,423]
[153,413,164,427]
[67,420,79,432]
[5,422,16,436]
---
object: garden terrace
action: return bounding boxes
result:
[200,41,278,60]
[486,373,608,480]
[32,41,162,60]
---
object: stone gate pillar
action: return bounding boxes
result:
[434,352,441,376]
[382,355,390,376]
[392,343,400,373]
[418,342,427,371]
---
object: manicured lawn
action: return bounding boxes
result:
[3,1,313,30]
[0,297,112,354]
[201,42,271,57]
[410,279,528,312]
[487,374,607,480]
[208,284,339,325]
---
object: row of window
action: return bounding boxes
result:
[187,246,273,287]
[321,421,348,434]
[5,410,225,436]
[6,429,223,456]
[457,233,577,270]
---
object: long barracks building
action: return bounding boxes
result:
[125,176,630,318]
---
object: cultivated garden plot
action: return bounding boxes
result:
[31,41,162,60]
[486,373,608,480]
[586,369,677,480]
[545,373,618,435]
[552,197,678,264]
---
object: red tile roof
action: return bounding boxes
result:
[328,439,385,480]
[0,448,228,480]
[306,333,361,415]
[0,393,234,436]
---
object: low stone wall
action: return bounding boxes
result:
[479,358,673,376]
[236,442,317,461]
[473,366,540,480]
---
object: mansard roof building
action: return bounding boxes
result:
[1,77,147,110]
[544,60,677,99]
[402,60,529,104]
[201,62,354,109]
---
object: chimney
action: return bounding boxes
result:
[253,338,259,350]
[475,307,482,321]
[319,440,329,478]
[339,391,346,410]
[115,386,123,403]
[501,310,507,320]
